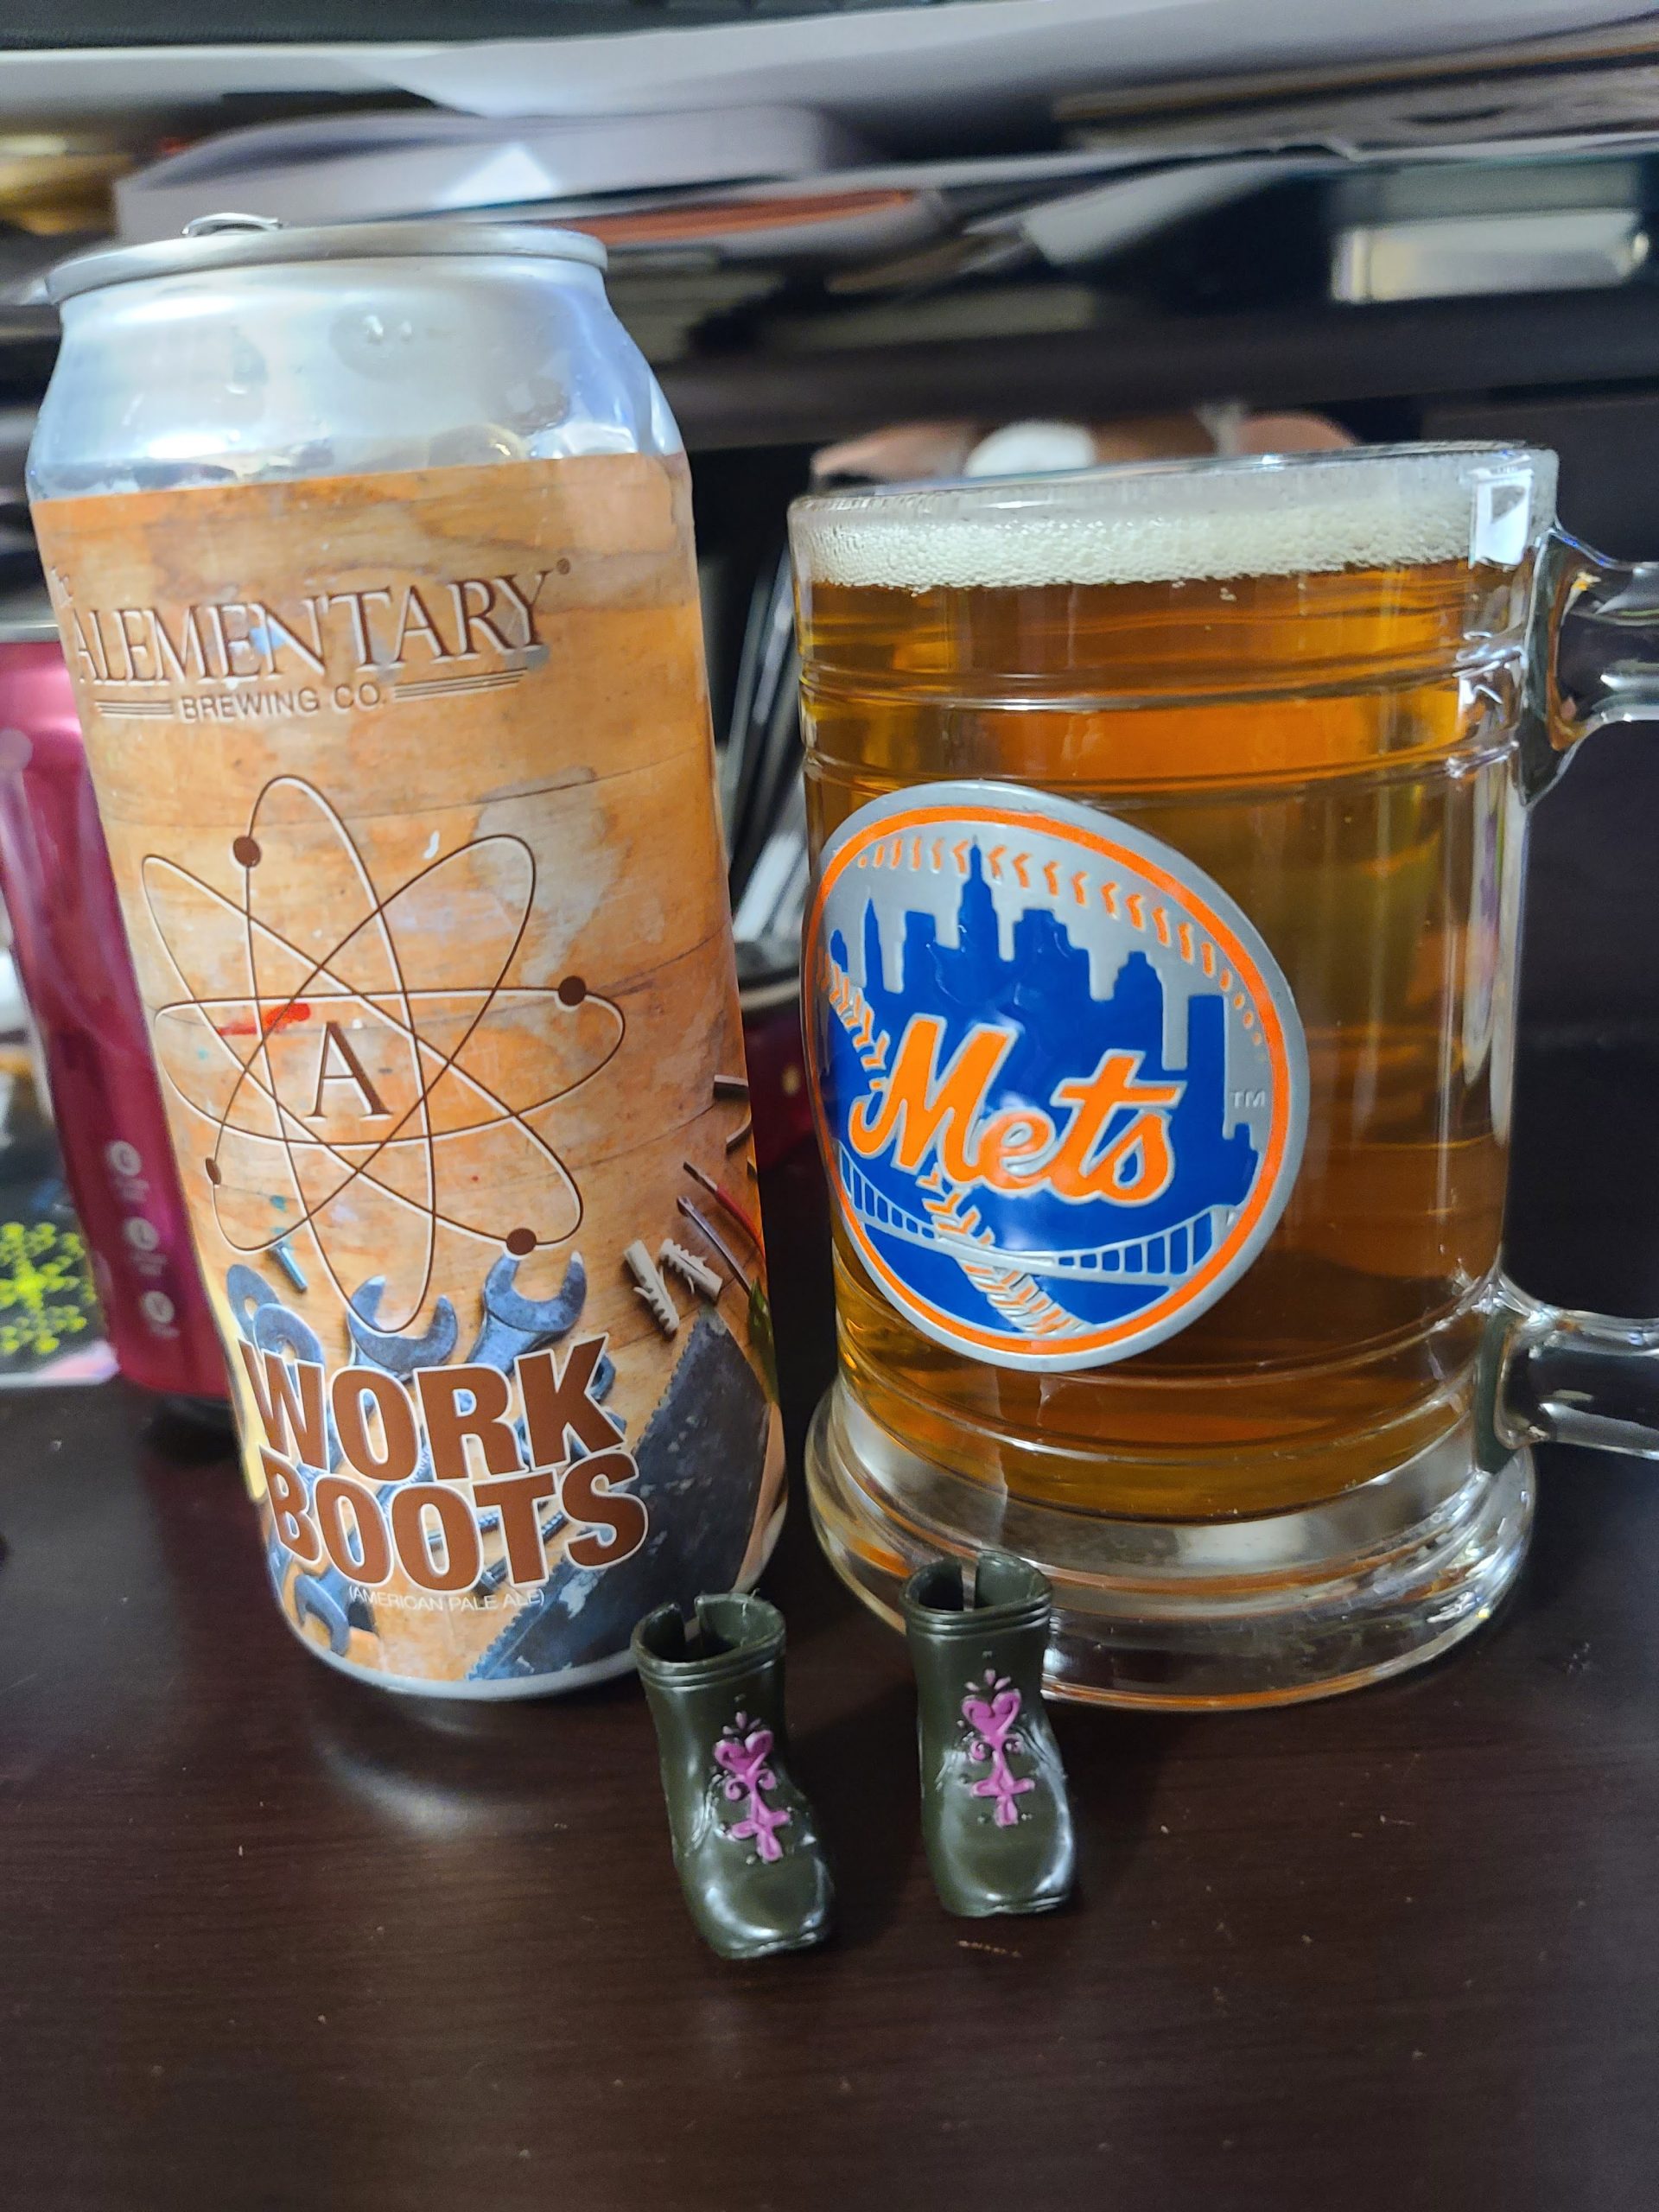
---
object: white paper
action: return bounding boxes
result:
[115,105,869,241]
[0,2,1651,127]
[371,3,1659,126]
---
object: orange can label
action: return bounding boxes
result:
[35,452,781,1693]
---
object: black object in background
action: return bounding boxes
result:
[0,0,973,44]
[1427,389,1659,1043]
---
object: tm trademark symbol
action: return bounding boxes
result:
[1232,1088,1268,1109]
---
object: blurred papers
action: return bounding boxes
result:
[6,3,1654,132]
[115,105,869,240]
[69,4,1659,373]
[368,3,1659,128]
[1061,17,1659,161]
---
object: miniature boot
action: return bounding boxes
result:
[902,1550,1076,1918]
[632,1592,834,1961]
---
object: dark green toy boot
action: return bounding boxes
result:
[901,1550,1076,1918]
[632,1593,835,1961]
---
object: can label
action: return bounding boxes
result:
[35,454,780,1691]
[805,780,1306,1371]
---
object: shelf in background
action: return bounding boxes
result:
[0,307,60,399]
[662,285,1659,449]
[6,285,1659,449]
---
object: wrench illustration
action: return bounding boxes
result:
[237,1246,624,1626]
[346,1278,458,1373]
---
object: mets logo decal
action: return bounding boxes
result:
[804,781,1307,1371]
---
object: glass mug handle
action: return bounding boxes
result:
[1486,530,1659,1467]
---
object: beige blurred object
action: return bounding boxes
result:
[814,408,1356,484]
[1088,411,1217,461]
[1230,411,1357,454]
[1079,408,1353,461]
[812,419,982,483]
[0,135,132,233]
[969,413,1218,474]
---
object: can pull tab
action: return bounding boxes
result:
[181,213,284,237]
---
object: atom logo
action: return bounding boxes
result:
[143,775,625,1331]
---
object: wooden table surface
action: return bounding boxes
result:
[3,1035,1659,2212]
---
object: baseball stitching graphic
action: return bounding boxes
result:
[806,782,1307,1372]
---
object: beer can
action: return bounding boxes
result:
[28,217,784,1695]
[0,601,227,1405]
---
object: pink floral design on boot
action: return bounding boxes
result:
[714,1710,793,1862]
[962,1670,1037,1827]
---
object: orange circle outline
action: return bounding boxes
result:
[804,800,1295,1362]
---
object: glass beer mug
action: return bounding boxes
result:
[792,442,1659,1707]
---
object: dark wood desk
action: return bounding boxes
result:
[3,1036,1659,2212]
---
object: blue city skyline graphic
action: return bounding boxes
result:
[823,849,1262,1336]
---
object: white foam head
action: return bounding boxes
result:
[791,445,1555,592]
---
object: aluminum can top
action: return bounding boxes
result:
[47,213,607,304]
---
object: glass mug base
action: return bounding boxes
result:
[806,1380,1534,1710]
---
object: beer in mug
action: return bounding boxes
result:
[793,448,1659,1705]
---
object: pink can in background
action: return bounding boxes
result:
[0,605,226,1405]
